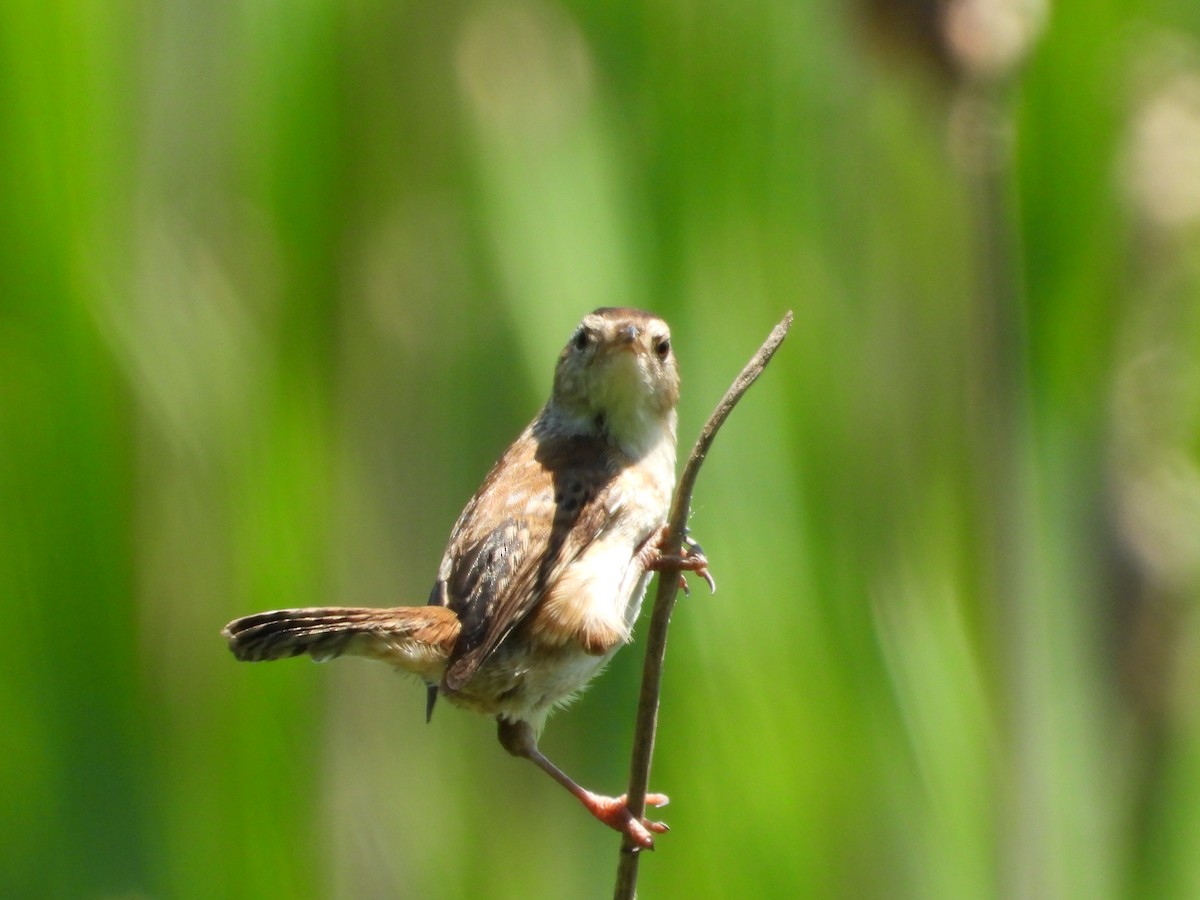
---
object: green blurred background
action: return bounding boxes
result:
[4,0,1200,897]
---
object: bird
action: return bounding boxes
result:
[222,307,712,849]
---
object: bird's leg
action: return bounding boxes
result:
[497,719,669,850]
[644,527,716,594]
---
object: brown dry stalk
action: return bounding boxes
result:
[613,311,793,900]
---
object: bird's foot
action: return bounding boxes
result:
[648,532,715,594]
[580,791,670,850]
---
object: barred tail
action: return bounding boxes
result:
[222,606,460,680]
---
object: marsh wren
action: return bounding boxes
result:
[223,307,711,848]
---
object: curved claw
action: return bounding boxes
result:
[649,543,715,594]
[581,791,670,849]
[680,536,716,593]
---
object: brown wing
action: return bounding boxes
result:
[438,424,619,692]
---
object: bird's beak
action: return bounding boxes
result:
[615,324,639,351]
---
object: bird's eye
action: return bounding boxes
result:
[654,336,671,359]
[572,328,592,352]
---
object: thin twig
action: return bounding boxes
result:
[613,311,794,900]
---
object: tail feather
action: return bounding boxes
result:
[222,606,460,680]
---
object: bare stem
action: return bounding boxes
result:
[613,311,793,900]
